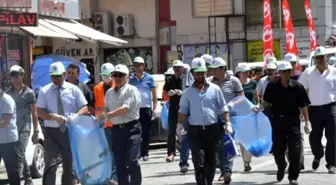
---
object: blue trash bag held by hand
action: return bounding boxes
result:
[160,101,169,130]
[223,133,239,161]
[67,115,112,185]
[231,112,272,157]
[228,96,255,116]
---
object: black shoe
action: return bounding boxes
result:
[223,172,232,184]
[244,162,252,172]
[180,166,188,174]
[277,163,287,182]
[312,158,320,170]
[24,180,34,185]
[289,180,299,185]
[328,166,336,174]
[299,163,305,171]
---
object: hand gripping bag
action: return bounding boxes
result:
[223,133,239,161]
[228,96,272,157]
[160,101,169,130]
[67,115,112,185]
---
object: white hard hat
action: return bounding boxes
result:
[164,67,174,75]
[284,53,299,63]
[100,63,114,75]
[266,56,277,64]
[113,64,129,75]
[236,64,251,73]
[9,65,24,74]
[209,57,226,68]
[201,54,213,65]
[227,70,233,76]
[266,63,277,70]
[191,58,207,72]
[172,60,184,67]
[313,46,327,57]
[182,63,191,72]
[134,56,145,63]
[277,61,292,71]
[49,62,65,75]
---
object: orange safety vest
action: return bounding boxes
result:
[94,81,114,128]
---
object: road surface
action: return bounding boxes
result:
[0,135,334,185]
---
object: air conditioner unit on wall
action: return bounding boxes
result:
[114,14,134,37]
[93,12,112,35]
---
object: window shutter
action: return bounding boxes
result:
[193,0,232,17]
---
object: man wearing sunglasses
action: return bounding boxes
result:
[96,64,142,185]
[36,62,88,185]
[6,65,39,185]
[299,46,336,174]
[260,61,310,185]
[129,56,157,162]
[163,60,184,162]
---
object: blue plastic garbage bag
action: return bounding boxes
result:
[223,133,239,161]
[160,101,169,130]
[67,115,112,185]
[231,112,272,157]
[228,96,255,116]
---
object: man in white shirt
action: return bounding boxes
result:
[96,64,142,185]
[298,46,336,174]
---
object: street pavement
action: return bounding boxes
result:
[0,135,335,185]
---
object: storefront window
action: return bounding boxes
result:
[0,33,24,90]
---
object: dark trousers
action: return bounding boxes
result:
[17,131,33,181]
[111,120,142,185]
[43,128,77,185]
[272,116,301,181]
[0,142,20,185]
[188,124,221,185]
[309,103,336,167]
[218,121,233,173]
[167,108,178,156]
[104,128,118,181]
[139,108,152,157]
[179,116,190,168]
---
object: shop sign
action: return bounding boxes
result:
[39,0,65,18]
[0,0,32,8]
[247,40,281,62]
[55,47,94,58]
[0,11,37,26]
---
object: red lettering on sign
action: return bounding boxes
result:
[0,0,32,8]
[0,11,37,26]
[40,0,65,16]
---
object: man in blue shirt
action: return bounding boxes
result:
[36,62,89,185]
[0,86,20,185]
[129,56,157,161]
[178,58,230,185]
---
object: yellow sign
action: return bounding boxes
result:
[247,40,281,62]
[33,47,44,55]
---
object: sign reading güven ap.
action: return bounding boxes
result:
[0,11,37,26]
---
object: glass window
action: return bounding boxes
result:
[193,0,232,17]
[246,0,307,28]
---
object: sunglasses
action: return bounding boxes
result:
[112,73,126,78]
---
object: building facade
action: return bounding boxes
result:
[81,0,334,73]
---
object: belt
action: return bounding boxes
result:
[189,124,217,130]
[113,120,139,128]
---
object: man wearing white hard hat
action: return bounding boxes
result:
[6,65,39,185]
[96,64,142,185]
[299,46,336,174]
[284,53,301,81]
[207,57,244,183]
[201,54,214,77]
[163,60,184,162]
[260,61,310,185]
[93,62,118,184]
[178,57,229,185]
[36,62,88,185]
[257,62,277,101]
[129,56,157,162]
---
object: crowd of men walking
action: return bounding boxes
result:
[0,45,335,185]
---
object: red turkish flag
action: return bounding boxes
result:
[282,0,300,71]
[263,0,274,64]
[304,0,317,51]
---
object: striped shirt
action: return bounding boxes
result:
[105,84,141,124]
[207,74,243,103]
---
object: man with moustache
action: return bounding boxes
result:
[178,57,229,185]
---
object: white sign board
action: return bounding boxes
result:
[281,37,311,59]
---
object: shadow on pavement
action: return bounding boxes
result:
[0,179,9,185]
[170,181,278,185]
[144,170,195,178]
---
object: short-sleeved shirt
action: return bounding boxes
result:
[183,72,194,91]
[207,74,243,103]
[105,84,141,124]
[163,75,182,109]
[129,72,156,108]
[257,76,271,100]
[36,81,88,128]
[179,82,229,126]
[0,92,18,144]
[263,79,310,118]
[298,65,336,106]
[6,86,36,132]
[242,79,257,104]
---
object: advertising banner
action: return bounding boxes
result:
[247,40,281,62]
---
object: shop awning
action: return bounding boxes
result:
[20,19,79,40]
[43,18,128,46]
